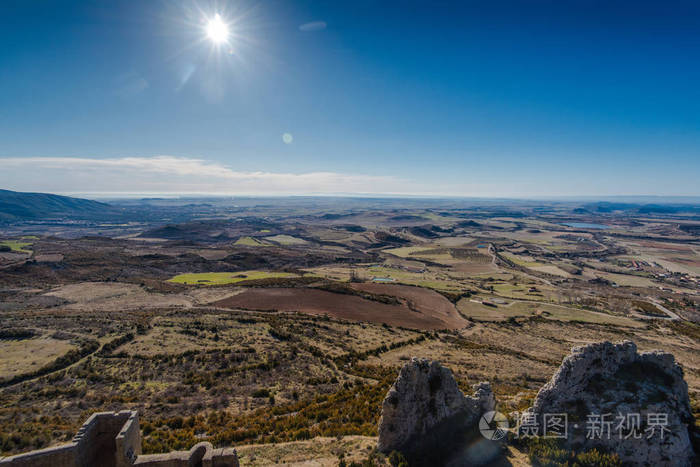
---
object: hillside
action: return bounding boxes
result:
[0,189,111,221]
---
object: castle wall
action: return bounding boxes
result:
[205,448,239,467]
[133,442,238,467]
[1,411,237,467]
[0,411,134,467]
[0,443,77,467]
[73,411,132,467]
[115,412,141,467]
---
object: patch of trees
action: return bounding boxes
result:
[374,231,409,244]
[333,335,427,367]
[233,276,318,288]
[409,226,439,239]
[435,289,473,303]
[678,224,700,235]
[454,220,482,228]
[0,328,36,340]
[98,333,135,356]
[337,224,366,232]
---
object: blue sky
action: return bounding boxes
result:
[1,0,699,197]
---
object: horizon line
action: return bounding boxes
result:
[53,191,700,203]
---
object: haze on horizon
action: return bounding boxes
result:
[1,1,699,197]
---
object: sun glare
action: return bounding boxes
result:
[206,14,229,44]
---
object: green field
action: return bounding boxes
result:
[234,236,269,247]
[0,240,33,254]
[168,271,299,286]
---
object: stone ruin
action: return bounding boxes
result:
[377,357,495,464]
[378,342,696,466]
[526,340,695,466]
[0,411,238,467]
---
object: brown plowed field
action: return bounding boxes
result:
[349,282,466,328]
[213,286,467,330]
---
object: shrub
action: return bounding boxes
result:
[251,388,270,398]
[389,450,409,467]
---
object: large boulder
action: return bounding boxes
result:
[526,341,695,466]
[377,358,494,455]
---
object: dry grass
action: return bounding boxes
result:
[264,235,308,246]
[456,297,644,327]
[45,282,193,311]
[0,336,76,379]
[236,436,378,466]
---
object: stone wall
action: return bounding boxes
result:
[73,411,133,467]
[0,444,77,467]
[115,412,141,467]
[134,442,238,467]
[0,411,238,467]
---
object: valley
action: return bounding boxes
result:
[1,196,699,465]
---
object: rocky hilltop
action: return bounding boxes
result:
[528,340,695,466]
[377,358,495,463]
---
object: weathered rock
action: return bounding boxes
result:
[527,340,695,466]
[377,358,494,454]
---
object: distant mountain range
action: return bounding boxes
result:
[580,201,700,215]
[0,189,111,221]
[2,189,698,224]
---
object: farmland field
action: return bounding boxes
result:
[0,240,33,253]
[264,235,308,245]
[213,286,467,330]
[456,297,643,327]
[234,236,269,247]
[168,271,299,285]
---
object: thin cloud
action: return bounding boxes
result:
[299,21,327,32]
[0,156,420,196]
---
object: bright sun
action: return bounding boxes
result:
[206,14,229,44]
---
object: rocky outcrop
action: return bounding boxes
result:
[527,340,695,466]
[377,358,494,454]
